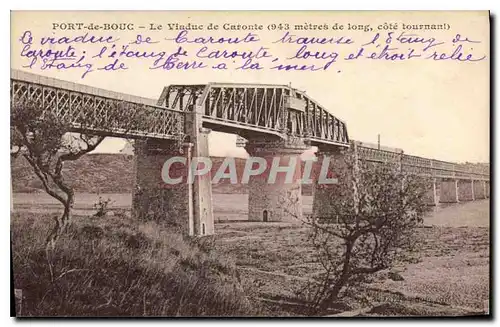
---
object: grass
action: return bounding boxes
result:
[11,212,254,317]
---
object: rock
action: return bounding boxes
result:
[105,211,115,217]
[388,271,405,281]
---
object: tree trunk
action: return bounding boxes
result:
[317,277,346,313]
[45,191,73,249]
[317,239,354,313]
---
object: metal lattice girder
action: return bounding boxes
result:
[356,145,489,181]
[201,84,287,134]
[11,70,185,140]
[12,70,350,147]
[157,84,206,111]
[293,90,349,147]
[158,82,351,147]
[358,146,402,164]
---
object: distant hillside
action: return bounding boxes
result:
[12,153,136,194]
[12,154,314,195]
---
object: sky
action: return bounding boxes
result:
[10,11,490,163]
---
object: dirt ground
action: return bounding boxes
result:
[212,199,490,316]
[12,193,490,316]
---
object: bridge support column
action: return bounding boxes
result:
[439,179,459,203]
[424,178,439,206]
[458,179,475,202]
[312,148,344,220]
[245,140,308,222]
[473,180,486,200]
[485,181,490,198]
[132,104,214,236]
[133,140,193,233]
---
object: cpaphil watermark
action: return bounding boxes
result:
[160,156,338,185]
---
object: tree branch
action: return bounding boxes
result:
[23,153,66,205]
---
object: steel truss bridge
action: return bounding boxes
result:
[10,69,489,181]
[10,69,348,147]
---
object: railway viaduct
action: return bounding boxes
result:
[11,69,490,236]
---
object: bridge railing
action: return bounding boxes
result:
[356,144,489,181]
[10,70,186,140]
[356,145,402,164]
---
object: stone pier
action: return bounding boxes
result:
[458,179,475,202]
[132,140,193,232]
[439,179,459,203]
[473,180,486,199]
[245,139,309,222]
[132,103,214,236]
[312,148,344,220]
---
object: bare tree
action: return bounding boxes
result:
[11,100,147,247]
[303,148,430,314]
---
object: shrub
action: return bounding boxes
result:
[302,147,430,314]
[11,212,253,317]
[93,196,114,218]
